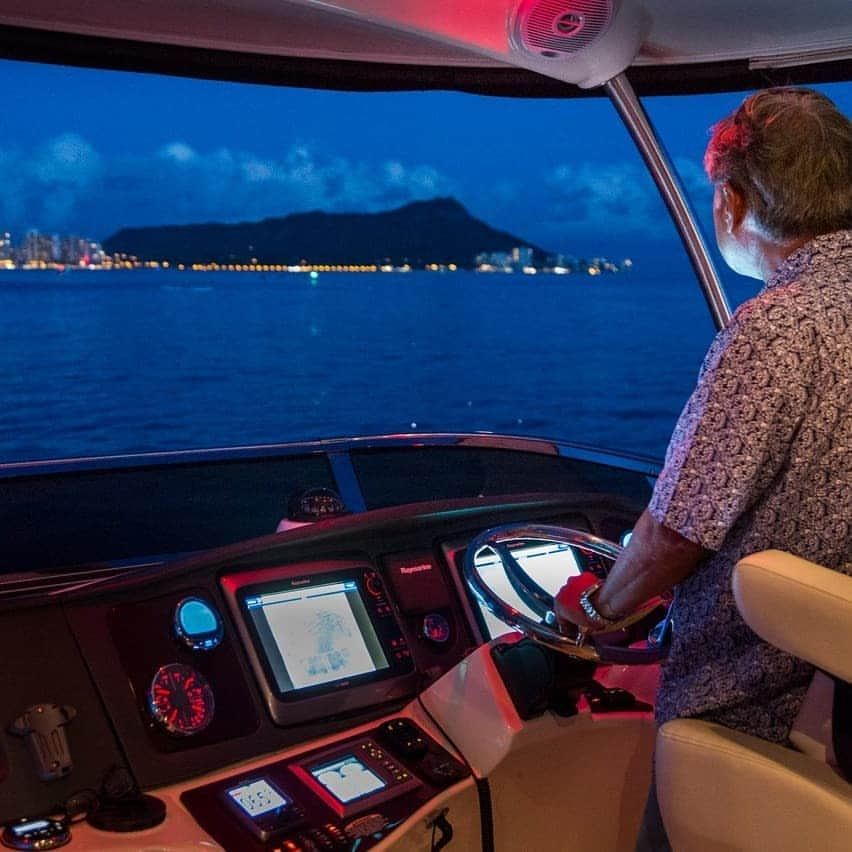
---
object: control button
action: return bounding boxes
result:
[323,823,347,847]
[420,752,466,786]
[307,828,334,850]
[378,718,429,759]
[364,574,384,597]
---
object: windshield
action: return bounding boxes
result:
[1,60,849,463]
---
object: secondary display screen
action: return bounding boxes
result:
[10,820,51,836]
[227,778,291,819]
[243,576,390,696]
[309,755,386,804]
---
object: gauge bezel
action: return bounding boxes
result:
[147,662,216,736]
[173,596,224,652]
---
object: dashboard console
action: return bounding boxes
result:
[0,490,647,842]
[181,717,468,850]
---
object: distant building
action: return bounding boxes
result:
[512,246,534,269]
[23,231,58,265]
[0,232,11,263]
[60,236,105,266]
[475,250,513,272]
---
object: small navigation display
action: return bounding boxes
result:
[309,755,386,804]
[243,577,390,696]
[227,778,291,818]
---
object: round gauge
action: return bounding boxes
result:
[147,663,215,736]
[422,613,451,644]
[173,597,223,651]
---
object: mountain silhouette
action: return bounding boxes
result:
[102,198,548,268]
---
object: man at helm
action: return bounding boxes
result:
[557,87,852,850]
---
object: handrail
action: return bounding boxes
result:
[605,72,732,332]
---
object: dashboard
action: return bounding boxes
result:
[0,491,644,849]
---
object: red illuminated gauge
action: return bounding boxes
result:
[147,663,215,736]
[422,613,451,644]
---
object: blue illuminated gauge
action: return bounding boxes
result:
[173,597,224,651]
[147,663,215,736]
[422,613,451,644]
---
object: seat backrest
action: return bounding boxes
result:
[735,550,852,778]
[732,550,852,683]
[656,551,852,851]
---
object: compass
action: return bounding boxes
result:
[147,663,215,736]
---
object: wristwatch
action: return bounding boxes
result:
[578,582,620,628]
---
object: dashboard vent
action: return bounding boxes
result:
[513,0,615,58]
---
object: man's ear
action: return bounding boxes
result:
[722,181,748,232]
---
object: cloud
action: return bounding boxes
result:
[0,133,104,236]
[0,133,457,239]
[33,133,102,185]
[545,161,663,233]
[159,141,197,163]
[526,156,713,243]
[0,129,711,251]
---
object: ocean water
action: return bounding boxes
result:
[0,267,754,464]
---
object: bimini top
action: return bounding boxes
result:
[0,0,850,94]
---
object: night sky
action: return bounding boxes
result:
[2,58,850,265]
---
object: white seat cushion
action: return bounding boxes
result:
[657,718,852,852]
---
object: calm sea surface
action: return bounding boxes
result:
[0,267,755,464]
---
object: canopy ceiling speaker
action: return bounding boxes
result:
[512,0,615,57]
[509,0,650,89]
[286,0,647,88]
[507,0,648,85]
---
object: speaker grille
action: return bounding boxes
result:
[514,0,615,57]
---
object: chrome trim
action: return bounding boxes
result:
[0,432,662,481]
[749,45,852,69]
[604,72,732,332]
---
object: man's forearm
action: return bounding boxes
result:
[555,509,710,629]
[594,509,709,619]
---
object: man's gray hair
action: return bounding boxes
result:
[704,87,852,240]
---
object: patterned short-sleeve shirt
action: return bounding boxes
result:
[649,229,852,743]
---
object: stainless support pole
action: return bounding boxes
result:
[604,72,732,331]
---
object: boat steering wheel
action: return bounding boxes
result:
[463,524,670,664]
